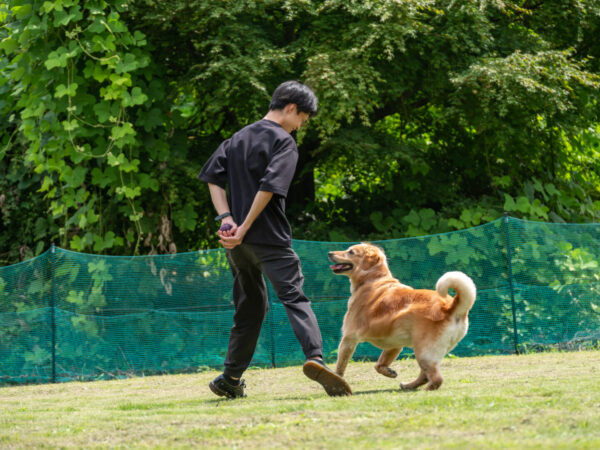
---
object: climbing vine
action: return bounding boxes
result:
[1,0,176,256]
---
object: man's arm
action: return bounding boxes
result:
[240,190,273,230]
[207,183,236,237]
[219,190,273,249]
[208,183,231,216]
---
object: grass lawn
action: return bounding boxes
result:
[1,350,599,449]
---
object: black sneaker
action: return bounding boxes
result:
[209,374,247,399]
[303,359,352,396]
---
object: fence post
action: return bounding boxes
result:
[502,213,519,355]
[50,244,56,382]
[269,295,276,368]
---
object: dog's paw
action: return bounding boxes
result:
[375,366,398,378]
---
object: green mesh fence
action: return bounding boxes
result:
[1,216,599,385]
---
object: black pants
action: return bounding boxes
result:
[223,243,323,378]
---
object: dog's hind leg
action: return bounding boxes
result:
[400,370,427,390]
[423,362,443,390]
[375,348,402,378]
[411,344,445,390]
[409,356,443,391]
[336,336,358,377]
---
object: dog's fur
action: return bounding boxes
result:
[329,243,476,390]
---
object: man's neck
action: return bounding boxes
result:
[263,110,283,124]
[263,110,290,133]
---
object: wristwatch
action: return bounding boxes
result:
[214,212,232,221]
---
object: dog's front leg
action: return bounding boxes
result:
[336,336,358,377]
[375,348,402,378]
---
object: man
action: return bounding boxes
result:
[199,81,352,398]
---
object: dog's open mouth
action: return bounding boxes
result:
[330,263,353,273]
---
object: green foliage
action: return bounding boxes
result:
[1,0,600,264]
[0,0,204,262]
[292,1,600,242]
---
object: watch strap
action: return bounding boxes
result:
[214,212,232,221]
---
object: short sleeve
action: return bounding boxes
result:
[258,146,298,197]
[198,138,230,189]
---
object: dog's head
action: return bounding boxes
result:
[328,243,389,279]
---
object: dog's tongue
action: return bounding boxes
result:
[330,264,345,271]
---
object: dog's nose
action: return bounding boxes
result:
[328,251,334,257]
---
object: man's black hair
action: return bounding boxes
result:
[269,81,318,117]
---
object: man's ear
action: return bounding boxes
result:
[283,103,297,114]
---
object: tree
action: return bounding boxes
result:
[1,0,599,264]
[131,0,600,240]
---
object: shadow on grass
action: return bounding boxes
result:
[267,388,409,401]
[266,389,411,401]
[202,387,413,404]
[353,388,407,396]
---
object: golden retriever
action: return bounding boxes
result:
[329,243,476,390]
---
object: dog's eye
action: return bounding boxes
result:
[348,249,354,255]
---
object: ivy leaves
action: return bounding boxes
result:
[45,44,79,69]
[3,0,171,256]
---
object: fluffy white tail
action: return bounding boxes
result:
[436,271,477,317]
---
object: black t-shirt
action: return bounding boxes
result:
[198,119,298,247]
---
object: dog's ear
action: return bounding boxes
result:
[363,247,382,269]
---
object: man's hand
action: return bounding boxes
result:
[218,222,248,249]
[213,190,273,250]
[217,216,239,249]
[218,217,236,237]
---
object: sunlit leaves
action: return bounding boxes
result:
[2,0,600,263]
[2,0,173,257]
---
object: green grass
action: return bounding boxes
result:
[1,351,600,449]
